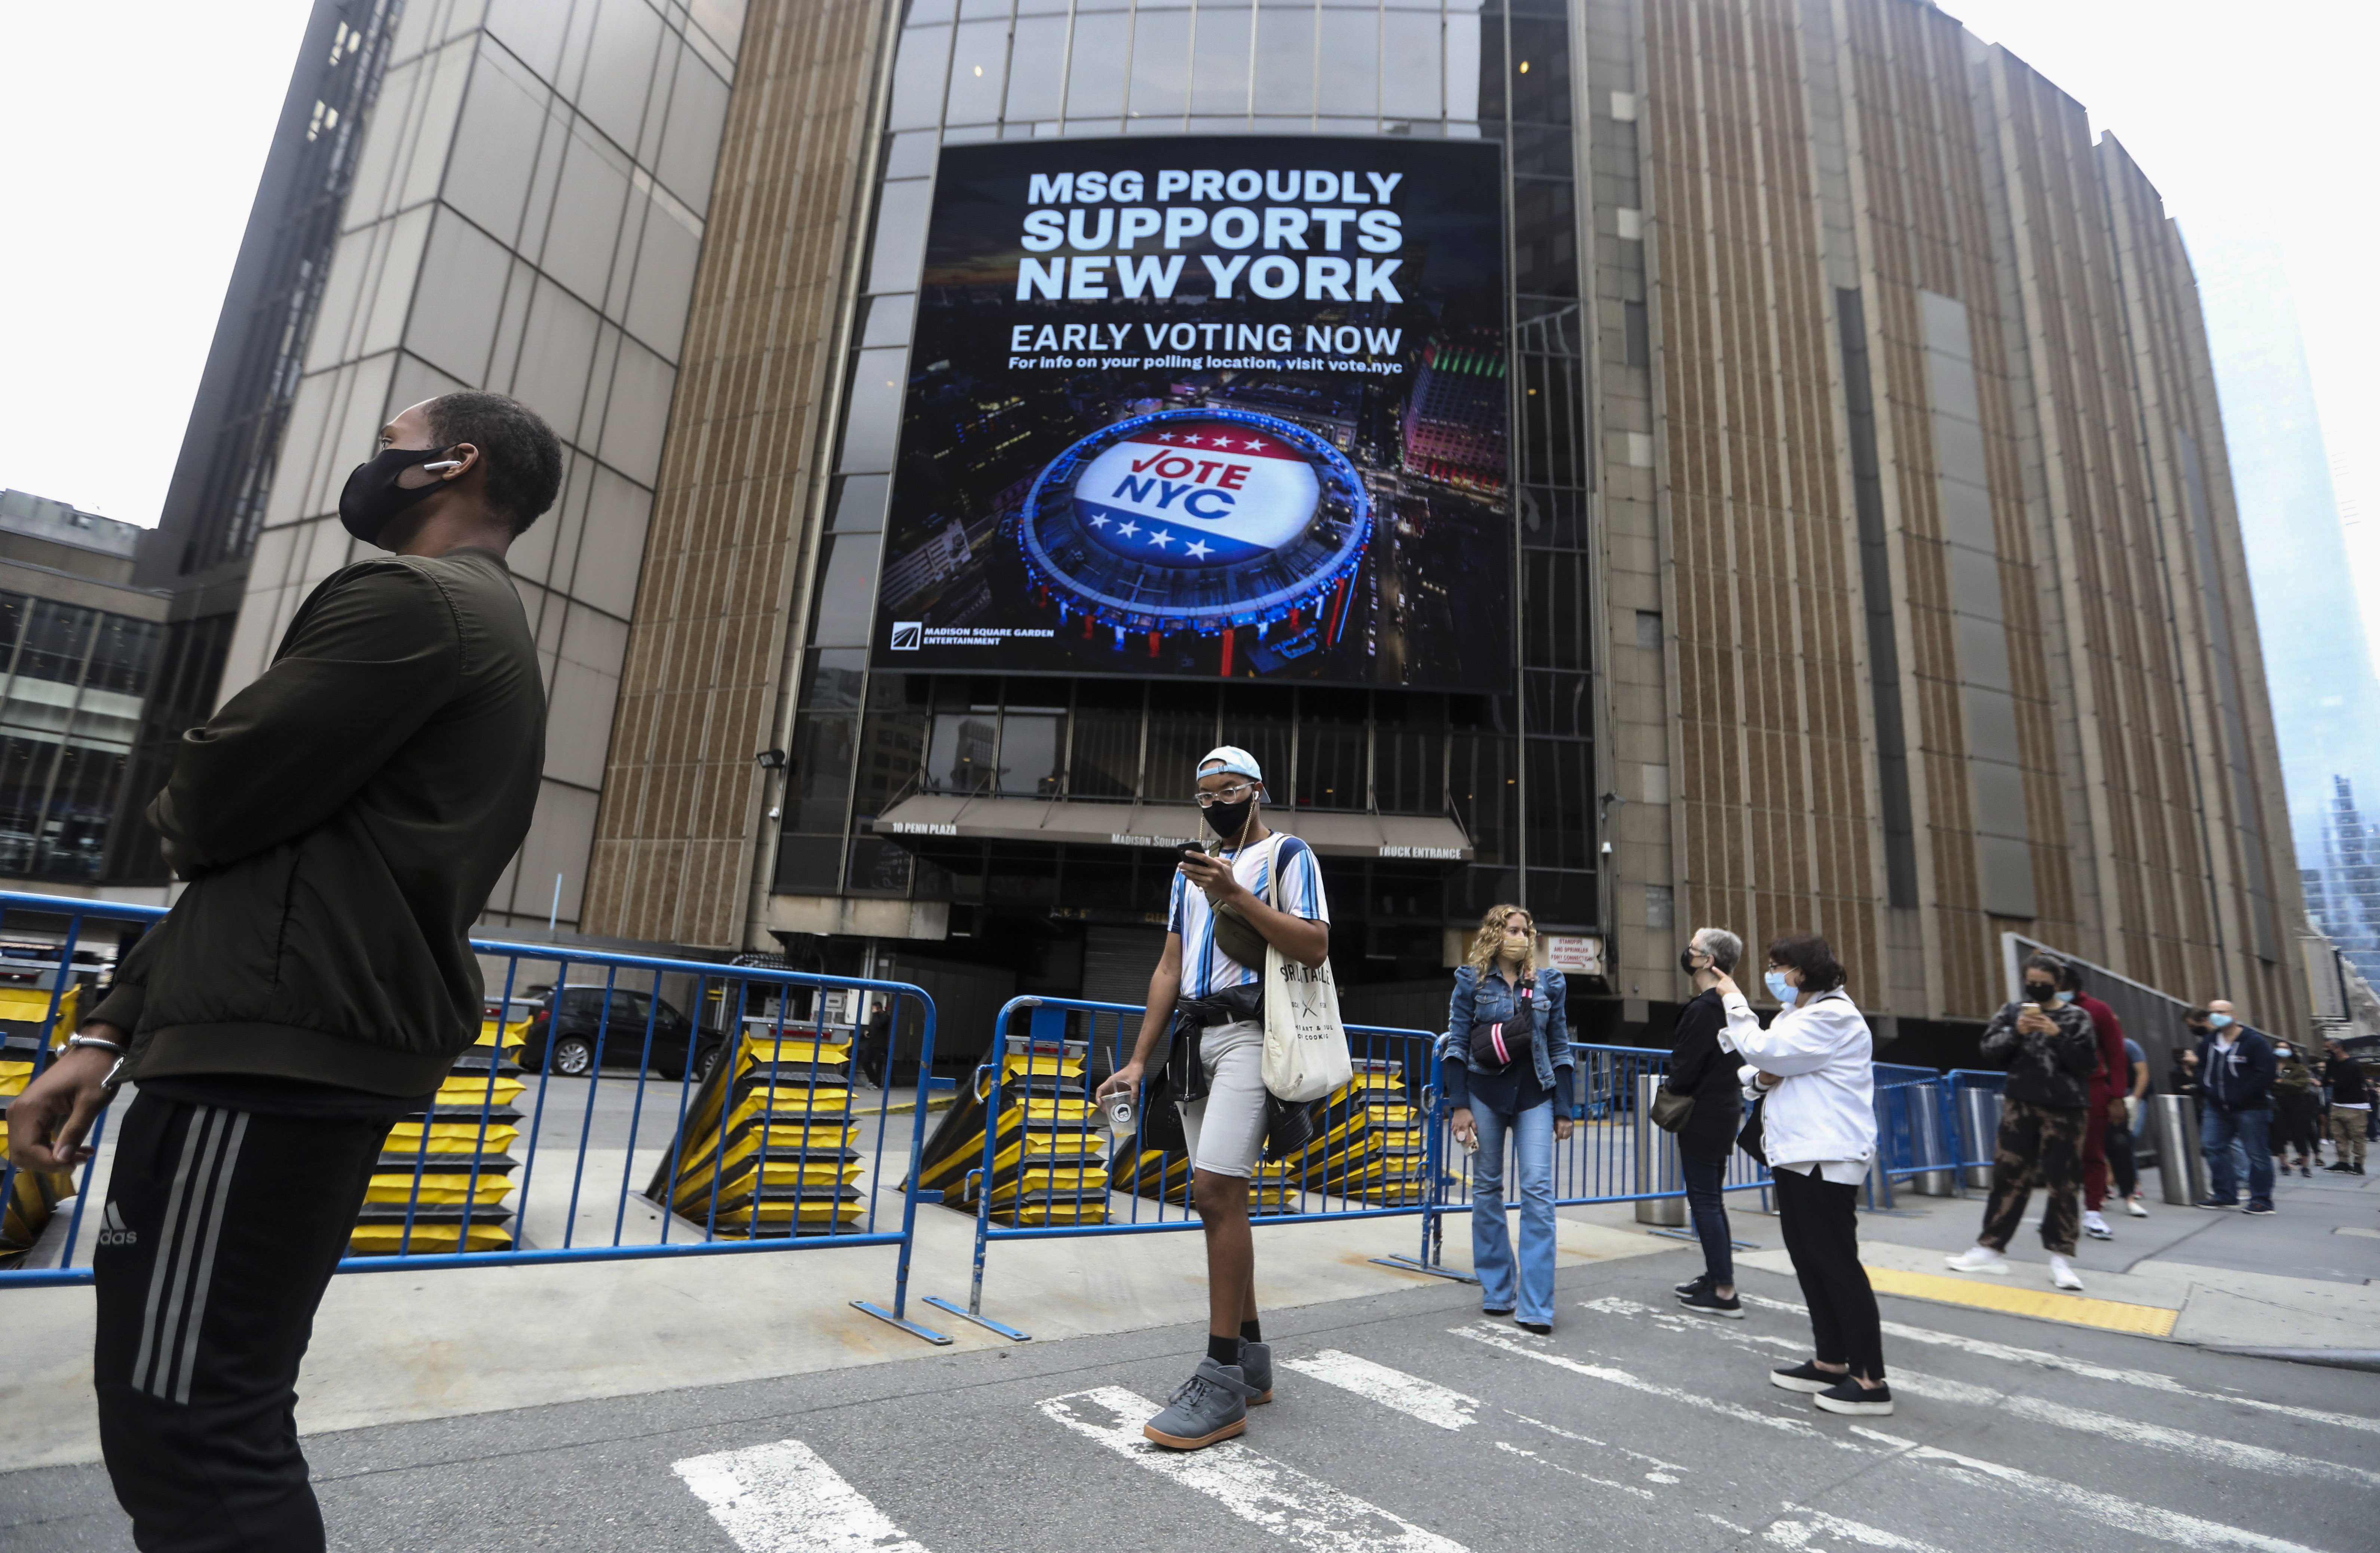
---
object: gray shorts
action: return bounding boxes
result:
[1178,1019,1266,1179]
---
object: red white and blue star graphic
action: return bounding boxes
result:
[1072,421,1318,569]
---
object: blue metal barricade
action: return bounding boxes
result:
[0,891,951,1344]
[927,995,1439,1339]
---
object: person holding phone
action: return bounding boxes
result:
[1947,953,2099,1289]
[1095,746,1329,1451]
[1666,927,1745,1316]
[1441,905,1575,1332]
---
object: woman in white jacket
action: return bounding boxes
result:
[1713,931,1891,1416]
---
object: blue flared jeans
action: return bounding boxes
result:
[1471,1097,1557,1325]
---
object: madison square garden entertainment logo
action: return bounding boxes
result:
[867,136,1512,691]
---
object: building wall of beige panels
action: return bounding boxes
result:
[1631,0,2304,1031]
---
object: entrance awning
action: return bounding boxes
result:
[869,794,1471,861]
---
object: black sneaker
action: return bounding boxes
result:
[1517,1320,1552,1335]
[1770,1361,1840,1394]
[1676,1287,1743,1319]
[1813,1378,1894,1415]
[1482,1306,1516,1318]
[1674,1272,1714,1296]
[2194,1196,2238,1209]
[2243,1201,2275,1216]
[2325,1163,2356,1173]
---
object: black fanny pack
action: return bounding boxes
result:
[1468,977,1537,1073]
[1167,983,1264,1104]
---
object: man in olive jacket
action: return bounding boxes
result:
[6,391,552,1552]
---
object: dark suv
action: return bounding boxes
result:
[520,986,724,1081]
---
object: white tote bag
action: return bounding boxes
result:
[1258,837,1353,1102]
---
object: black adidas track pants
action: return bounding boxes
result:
[93,1091,391,1552]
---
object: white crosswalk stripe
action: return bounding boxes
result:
[1765,1503,1953,1552]
[1852,1427,2329,1553]
[1737,1290,2380,1438]
[1037,1386,1468,1553]
[1281,1349,1480,1430]
[673,1439,930,1553]
[1580,1296,2380,1488]
[1451,1320,1867,1449]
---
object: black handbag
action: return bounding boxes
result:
[1650,1086,1695,1132]
[1468,975,1537,1072]
[1736,1093,1768,1165]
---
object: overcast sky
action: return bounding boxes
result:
[1,1,2374,551]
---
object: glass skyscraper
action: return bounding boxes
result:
[2197,239,2380,982]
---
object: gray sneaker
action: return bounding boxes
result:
[1143,1358,1259,1450]
[1239,1339,1273,1404]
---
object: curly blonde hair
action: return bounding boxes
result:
[1465,902,1535,971]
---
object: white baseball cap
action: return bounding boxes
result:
[1198,745,1263,784]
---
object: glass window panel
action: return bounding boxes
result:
[801,649,868,711]
[854,706,927,816]
[946,19,1010,126]
[510,281,602,444]
[1066,680,1141,797]
[1065,11,1132,119]
[443,43,549,247]
[808,532,884,647]
[15,601,92,686]
[889,25,955,131]
[656,51,731,216]
[596,336,674,487]
[1189,6,1254,117]
[408,211,513,385]
[1379,9,1442,122]
[838,347,909,472]
[486,0,571,80]
[774,834,845,894]
[577,0,666,152]
[1374,696,1446,814]
[996,712,1062,795]
[1507,17,1569,124]
[1523,669,1590,738]
[828,474,891,532]
[1006,16,1070,121]
[625,190,702,359]
[1127,9,1192,121]
[1143,684,1217,805]
[1314,9,1379,119]
[785,713,856,832]
[866,178,935,294]
[1252,2,1317,116]
[539,123,633,309]
[926,712,998,792]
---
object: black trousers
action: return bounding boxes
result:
[1773,1164,1885,1381]
[94,1091,391,1552]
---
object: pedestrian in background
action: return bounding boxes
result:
[856,993,891,1089]
[1442,905,1575,1333]
[2196,999,2276,1215]
[1665,927,1745,1318]
[2270,1042,2319,1180]
[2110,1034,2150,1217]
[2322,1037,2367,1176]
[1948,953,2098,1291]
[2168,1021,2204,1100]
[2058,963,2131,1244]
[3,392,555,1552]
[1713,933,1890,1416]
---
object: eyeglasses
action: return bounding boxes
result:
[1194,783,1257,807]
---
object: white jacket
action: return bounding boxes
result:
[1722,988,1876,1168]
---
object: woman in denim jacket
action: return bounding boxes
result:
[1441,904,1575,1332]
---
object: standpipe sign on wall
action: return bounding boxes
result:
[870,137,1512,691]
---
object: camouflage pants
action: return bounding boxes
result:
[1979,1098,2085,1256]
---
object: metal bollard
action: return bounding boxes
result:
[2153,1093,2206,1205]
[1863,1150,1896,1210]
[1909,1082,1953,1196]
[1633,1073,1686,1226]
[1957,1084,2003,1190]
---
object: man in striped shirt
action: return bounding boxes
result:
[1097,746,1330,1450]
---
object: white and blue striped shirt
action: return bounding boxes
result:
[1168,833,1329,998]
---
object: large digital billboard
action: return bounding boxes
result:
[869,137,1511,691]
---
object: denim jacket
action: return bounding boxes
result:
[1440,962,1571,1094]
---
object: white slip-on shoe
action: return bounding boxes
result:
[2047,1254,2085,1292]
[2125,1195,2149,1218]
[1944,1245,2010,1275]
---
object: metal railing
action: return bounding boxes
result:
[928,995,1440,1339]
[0,891,951,1343]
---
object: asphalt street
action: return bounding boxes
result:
[6,1246,2373,1553]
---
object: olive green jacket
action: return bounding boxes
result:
[90,548,545,1095]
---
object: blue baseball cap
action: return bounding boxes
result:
[1198,745,1263,784]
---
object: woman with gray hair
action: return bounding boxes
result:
[1666,927,1746,1316]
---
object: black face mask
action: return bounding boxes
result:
[1203,797,1254,844]
[339,446,454,545]
[1678,947,1703,975]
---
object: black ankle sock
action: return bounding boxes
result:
[1208,1333,1242,1366]
[1240,1319,1262,1345]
